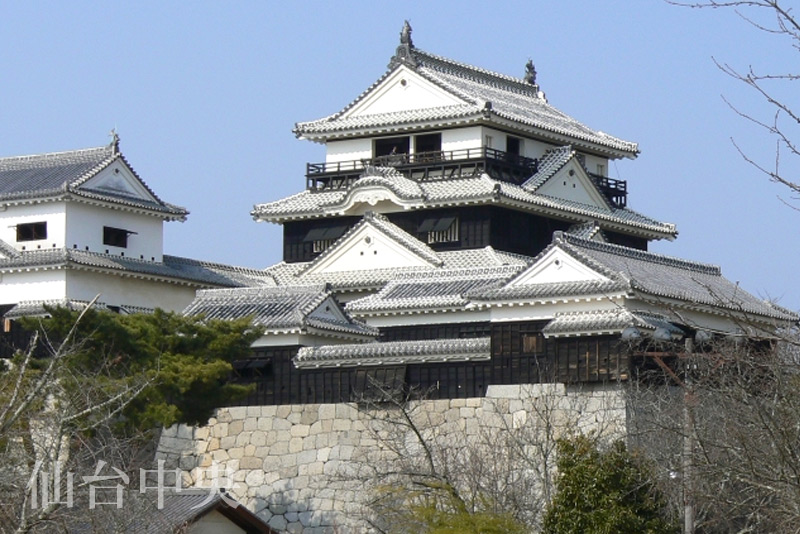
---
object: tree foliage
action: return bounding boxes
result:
[18,306,258,432]
[542,434,678,534]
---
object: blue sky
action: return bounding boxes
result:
[1,1,798,310]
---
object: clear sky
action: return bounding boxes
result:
[1,1,798,311]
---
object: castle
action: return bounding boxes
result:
[3,23,796,533]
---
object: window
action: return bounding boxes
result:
[419,216,459,244]
[16,222,47,242]
[596,164,606,176]
[522,332,544,354]
[506,136,521,156]
[485,135,493,148]
[303,225,348,254]
[414,133,442,157]
[374,136,410,159]
[103,226,134,248]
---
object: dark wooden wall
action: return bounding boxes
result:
[229,321,630,407]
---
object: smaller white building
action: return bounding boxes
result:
[0,135,272,318]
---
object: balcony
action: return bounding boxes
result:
[589,173,627,208]
[306,147,539,191]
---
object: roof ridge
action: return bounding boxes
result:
[0,145,113,169]
[557,232,722,275]
[411,48,542,98]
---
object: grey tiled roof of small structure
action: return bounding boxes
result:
[3,299,156,319]
[252,170,676,238]
[295,46,638,157]
[347,265,522,314]
[183,286,378,338]
[263,246,530,293]
[0,248,274,287]
[145,490,275,534]
[542,308,685,337]
[476,232,798,321]
[521,145,577,191]
[0,143,187,217]
[294,336,491,368]
[300,211,442,276]
[566,221,606,241]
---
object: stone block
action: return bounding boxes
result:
[247,406,261,417]
[257,417,273,431]
[243,417,258,431]
[239,456,262,470]
[261,405,278,417]
[211,422,228,438]
[228,447,244,460]
[228,406,247,420]
[220,436,236,449]
[289,437,303,453]
[235,431,253,447]
[244,430,263,446]
[318,404,336,420]
[245,470,265,487]
[290,425,310,438]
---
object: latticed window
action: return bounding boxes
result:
[521,332,544,354]
[419,216,458,244]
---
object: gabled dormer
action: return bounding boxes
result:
[0,134,186,262]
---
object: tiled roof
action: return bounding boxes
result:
[301,211,442,276]
[0,143,187,218]
[542,309,685,338]
[294,336,491,368]
[522,145,575,191]
[263,246,530,293]
[0,248,275,288]
[253,169,676,239]
[566,221,606,241]
[3,299,156,319]
[476,232,798,322]
[347,265,522,314]
[183,286,378,338]
[295,45,638,158]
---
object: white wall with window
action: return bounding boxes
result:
[65,203,164,261]
[0,203,66,252]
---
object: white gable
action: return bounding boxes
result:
[309,295,350,324]
[341,66,465,118]
[509,247,610,286]
[305,223,437,275]
[535,160,609,209]
[80,161,159,203]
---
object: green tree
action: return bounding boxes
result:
[543,434,677,534]
[19,306,258,432]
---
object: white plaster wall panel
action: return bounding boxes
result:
[325,139,372,164]
[65,203,164,262]
[81,161,160,204]
[357,311,488,329]
[65,270,196,312]
[510,247,609,286]
[342,67,462,117]
[0,270,67,305]
[441,126,483,153]
[0,203,67,251]
[582,153,610,176]
[535,162,608,208]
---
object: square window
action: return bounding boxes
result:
[16,222,47,242]
[103,227,131,248]
[522,332,544,354]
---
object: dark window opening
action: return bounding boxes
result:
[506,136,521,156]
[415,133,442,155]
[103,226,134,248]
[16,222,47,242]
[374,136,410,158]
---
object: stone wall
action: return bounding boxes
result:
[156,383,627,533]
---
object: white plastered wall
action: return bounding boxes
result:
[65,203,164,262]
[325,139,372,164]
[65,270,198,312]
[0,270,67,306]
[0,203,67,252]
